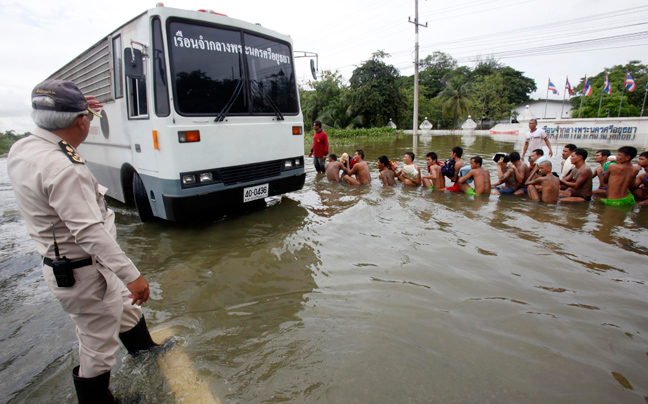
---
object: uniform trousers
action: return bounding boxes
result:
[42,261,142,378]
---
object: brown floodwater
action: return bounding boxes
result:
[1,134,647,403]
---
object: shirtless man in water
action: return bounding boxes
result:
[600,146,638,206]
[559,149,593,203]
[324,154,345,182]
[458,156,491,196]
[509,151,531,196]
[421,152,446,191]
[632,151,648,206]
[377,155,396,186]
[395,152,422,187]
[491,154,519,195]
[525,161,560,203]
[592,149,611,196]
[343,149,371,185]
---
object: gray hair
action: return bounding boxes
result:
[31,96,85,130]
[529,118,538,124]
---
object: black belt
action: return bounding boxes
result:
[43,257,93,269]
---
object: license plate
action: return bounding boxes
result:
[243,183,269,202]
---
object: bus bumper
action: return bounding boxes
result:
[161,173,306,221]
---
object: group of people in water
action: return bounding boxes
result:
[320,144,648,207]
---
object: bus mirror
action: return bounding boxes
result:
[310,59,317,81]
[124,48,144,79]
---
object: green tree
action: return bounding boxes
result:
[0,130,30,154]
[401,84,437,129]
[317,93,363,129]
[418,51,458,99]
[499,66,536,105]
[471,72,515,122]
[349,51,407,128]
[299,70,345,127]
[437,76,473,128]
[572,61,648,117]
[471,56,535,105]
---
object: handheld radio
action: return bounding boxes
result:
[51,223,75,287]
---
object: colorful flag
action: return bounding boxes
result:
[625,72,636,92]
[603,74,611,94]
[548,80,559,95]
[584,77,592,96]
[565,77,573,96]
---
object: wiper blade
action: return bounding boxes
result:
[215,77,245,122]
[250,80,284,121]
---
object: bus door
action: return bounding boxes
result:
[124,46,158,172]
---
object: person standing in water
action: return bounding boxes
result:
[521,119,553,159]
[308,120,328,174]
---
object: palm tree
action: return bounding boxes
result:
[317,94,364,129]
[438,77,473,128]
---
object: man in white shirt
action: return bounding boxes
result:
[560,144,577,179]
[521,119,553,159]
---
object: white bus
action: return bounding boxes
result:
[48,5,306,221]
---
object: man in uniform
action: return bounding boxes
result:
[8,80,158,403]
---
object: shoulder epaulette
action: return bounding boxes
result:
[58,140,85,165]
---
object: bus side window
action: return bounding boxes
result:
[124,47,148,119]
[112,36,124,99]
[152,17,170,117]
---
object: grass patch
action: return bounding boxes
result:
[305,127,402,147]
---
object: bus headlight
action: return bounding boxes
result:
[285,160,293,168]
[199,172,213,182]
[182,174,196,185]
[178,130,201,143]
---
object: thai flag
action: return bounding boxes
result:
[565,77,573,96]
[548,80,559,95]
[603,74,611,94]
[625,72,636,92]
[584,77,592,96]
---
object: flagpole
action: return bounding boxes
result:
[544,78,549,119]
[561,76,567,119]
[642,85,647,117]
[578,75,585,118]
[618,72,626,117]
[597,74,605,118]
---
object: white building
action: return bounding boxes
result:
[514,99,573,120]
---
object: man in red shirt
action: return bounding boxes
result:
[308,120,328,174]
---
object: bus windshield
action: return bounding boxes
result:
[168,20,299,116]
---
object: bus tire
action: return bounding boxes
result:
[133,173,154,222]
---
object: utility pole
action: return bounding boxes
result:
[409,0,427,147]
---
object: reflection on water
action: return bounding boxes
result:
[1,134,648,403]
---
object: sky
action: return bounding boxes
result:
[1,0,646,133]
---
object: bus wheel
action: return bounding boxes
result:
[133,173,154,222]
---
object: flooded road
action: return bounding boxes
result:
[1,134,648,403]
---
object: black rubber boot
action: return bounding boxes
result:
[119,315,158,355]
[72,365,116,404]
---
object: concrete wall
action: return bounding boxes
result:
[488,117,648,150]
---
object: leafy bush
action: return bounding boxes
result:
[0,131,30,154]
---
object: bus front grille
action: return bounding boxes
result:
[218,160,283,186]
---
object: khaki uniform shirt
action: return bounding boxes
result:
[7,128,140,284]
